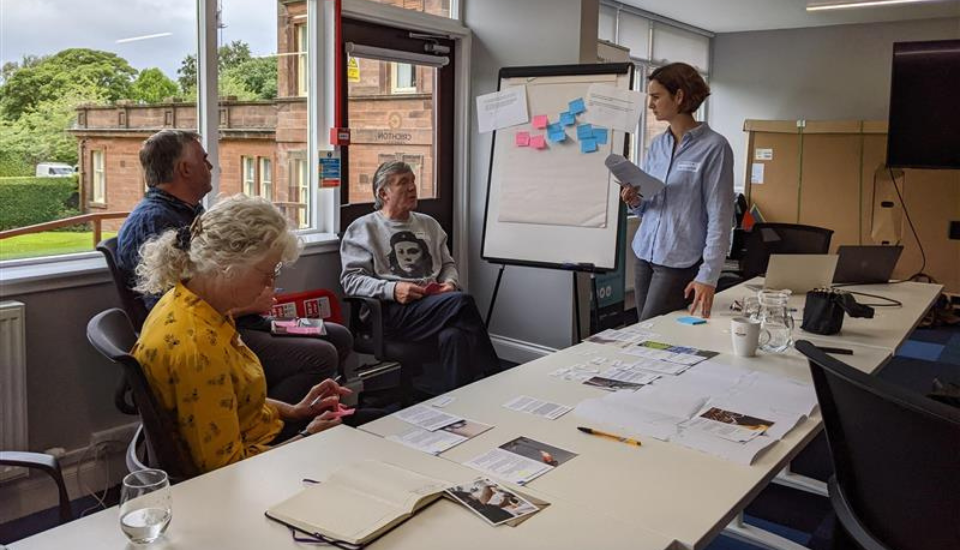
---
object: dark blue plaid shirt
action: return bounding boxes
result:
[116,188,204,308]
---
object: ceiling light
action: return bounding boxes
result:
[807,0,937,11]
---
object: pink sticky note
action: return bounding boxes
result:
[532,115,548,129]
[515,131,530,147]
[530,135,547,149]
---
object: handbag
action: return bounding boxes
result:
[801,288,874,336]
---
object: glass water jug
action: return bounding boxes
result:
[757,290,794,353]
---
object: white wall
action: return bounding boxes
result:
[464,0,599,353]
[709,17,960,189]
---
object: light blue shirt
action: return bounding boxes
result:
[630,122,734,286]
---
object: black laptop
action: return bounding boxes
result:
[832,245,904,284]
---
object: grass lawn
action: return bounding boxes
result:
[0,231,117,261]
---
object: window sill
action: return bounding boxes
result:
[0,232,341,297]
[88,202,108,209]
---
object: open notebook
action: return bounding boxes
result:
[265,460,450,546]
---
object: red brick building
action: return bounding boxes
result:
[72,0,448,230]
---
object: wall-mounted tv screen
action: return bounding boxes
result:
[887,40,960,170]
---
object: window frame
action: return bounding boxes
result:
[260,156,273,201]
[390,62,418,94]
[242,156,257,197]
[296,23,309,98]
[90,149,106,206]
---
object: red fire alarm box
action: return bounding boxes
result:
[330,127,351,146]
[271,289,344,325]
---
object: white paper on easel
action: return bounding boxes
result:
[583,84,645,132]
[476,86,529,133]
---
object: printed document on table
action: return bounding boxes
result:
[394,405,464,432]
[583,84,645,132]
[575,384,709,441]
[502,395,572,420]
[670,428,779,465]
[476,86,529,133]
[605,154,665,198]
[596,367,661,386]
[463,448,552,486]
[388,418,494,455]
[724,372,819,417]
[387,427,468,455]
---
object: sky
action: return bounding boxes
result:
[1,0,280,80]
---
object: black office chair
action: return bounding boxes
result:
[795,340,960,550]
[97,237,149,332]
[345,296,443,400]
[86,308,196,482]
[0,452,72,524]
[718,223,834,291]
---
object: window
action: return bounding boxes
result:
[218,0,312,230]
[599,2,712,167]
[288,158,309,229]
[296,24,308,98]
[91,150,106,204]
[391,63,417,94]
[0,0,197,262]
[260,157,273,201]
[242,156,257,196]
[365,0,453,17]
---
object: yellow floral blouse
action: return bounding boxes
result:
[132,282,283,473]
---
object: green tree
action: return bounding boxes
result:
[222,56,278,100]
[131,68,179,104]
[177,41,274,99]
[0,49,137,120]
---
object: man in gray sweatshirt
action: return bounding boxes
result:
[340,161,500,391]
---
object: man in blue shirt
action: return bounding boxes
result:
[116,130,353,404]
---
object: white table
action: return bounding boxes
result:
[361,340,889,550]
[10,427,676,550]
[706,279,942,353]
[361,280,941,549]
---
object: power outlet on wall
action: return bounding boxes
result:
[89,422,139,450]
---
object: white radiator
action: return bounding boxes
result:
[1,301,29,482]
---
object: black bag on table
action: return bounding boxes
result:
[801,288,875,336]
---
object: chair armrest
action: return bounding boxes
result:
[345,296,386,359]
[0,451,72,523]
[828,476,892,550]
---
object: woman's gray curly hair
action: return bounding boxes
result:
[371,160,413,210]
[134,194,302,295]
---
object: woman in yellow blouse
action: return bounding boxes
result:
[132,195,347,474]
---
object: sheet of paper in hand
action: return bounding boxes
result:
[605,154,665,198]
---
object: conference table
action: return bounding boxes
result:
[360,279,941,550]
[10,279,941,550]
[10,428,675,550]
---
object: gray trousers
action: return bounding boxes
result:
[633,258,701,321]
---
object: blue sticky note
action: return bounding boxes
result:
[547,123,563,134]
[548,129,566,143]
[677,316,707,325]
[580,138,597,153]
[592,127,609,145]
[576,123,593,140]
[560,111,576,126]
[569,98,586,115]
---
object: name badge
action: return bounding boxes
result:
[415,231,427,240]
[675,161,701,173]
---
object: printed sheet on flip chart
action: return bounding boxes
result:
[476,86,529,133]
[583,83,645,132]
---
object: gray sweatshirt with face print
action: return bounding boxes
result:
[340,210,459,301]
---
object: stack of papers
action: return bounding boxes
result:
[464,437,578,486]
[388,419,493,456]
[575,360,818,464]
[584,327,659,349]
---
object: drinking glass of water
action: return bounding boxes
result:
[120,469,171,544]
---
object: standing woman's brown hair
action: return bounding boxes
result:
[648,63,710,114]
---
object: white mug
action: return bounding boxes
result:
[731,316,761,357]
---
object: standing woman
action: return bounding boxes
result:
[622,62,734,321]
